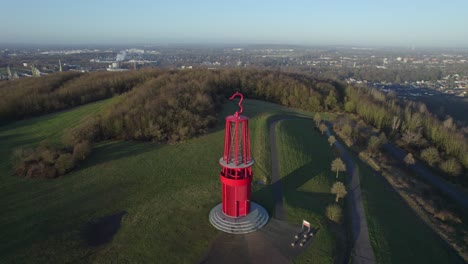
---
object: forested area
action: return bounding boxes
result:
[344,86,467,182]
[1,69,466,181]
[61,69,340,145]
[0,70,161,123]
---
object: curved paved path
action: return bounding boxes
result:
[270,117,375,264]
[203,116,376,264]
[325,125,376,264]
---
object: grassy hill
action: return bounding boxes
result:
[0,96,463,263]
[0,98,338,263]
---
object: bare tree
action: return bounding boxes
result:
[402,130,422,146]
[342,123,353,139]
[331,181,347,202]
[313,113,322,127]
[319,123,327,135]
[331,158,346,178]
[367,136,381,156]
[378,132,388,145]
[328,135,336,146]
[440,158,462,176]
[326,204,342,223]
[404,153,415,166]
[420,147,440,167]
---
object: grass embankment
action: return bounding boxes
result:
[356,156,463,264]
[0,98,322,263]
[275,118,342,264]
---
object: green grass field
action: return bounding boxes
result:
[356,156,463,264]
[275,119,341,264]
[0,98,331,263]
[1,96,462,263]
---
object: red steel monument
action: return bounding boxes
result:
[209,92,268,234]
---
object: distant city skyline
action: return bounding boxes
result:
[1,0,468,48]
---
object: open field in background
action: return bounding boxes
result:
[275,118,340,263]
[355,155,463,264]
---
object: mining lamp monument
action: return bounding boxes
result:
[209,92,269,234]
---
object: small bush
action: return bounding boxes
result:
[55,153,75,175]
[440,158,462,177]
[326,204,343,223]
[420,147,440,167]
[26,162,41,178]
[13,142,78,179]
[73,141,91,161]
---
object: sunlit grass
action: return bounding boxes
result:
[275,118,337,263]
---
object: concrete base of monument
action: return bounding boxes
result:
[209,202,269,234]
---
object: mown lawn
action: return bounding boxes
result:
[275,118,341,264]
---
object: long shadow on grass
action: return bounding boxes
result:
[83,211,127,247]
[281,162,334,216]
[253,161,334,220]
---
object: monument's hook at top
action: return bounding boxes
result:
[229,92,244,117]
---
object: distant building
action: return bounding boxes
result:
[127,48,144,54]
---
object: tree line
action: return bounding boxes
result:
[5,68,466,180]
[344,86,467,182]
[0,70,164,123]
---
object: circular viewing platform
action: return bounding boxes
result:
[219,158,254,169]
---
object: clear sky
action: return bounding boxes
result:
[1,0,467,47]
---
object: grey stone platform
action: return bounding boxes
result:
[209,202,269,234]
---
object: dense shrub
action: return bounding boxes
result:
[13,140,90,179]
[73,141,91,161]
[55,153,75,175]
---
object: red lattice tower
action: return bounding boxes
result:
[219,92,254,217]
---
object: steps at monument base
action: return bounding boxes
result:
[209,213,267,234]
[209,202,269,234]
[209,212,266,232]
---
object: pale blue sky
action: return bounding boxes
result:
[1,0,467,47]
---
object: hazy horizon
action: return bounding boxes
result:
[2,0,468,48]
